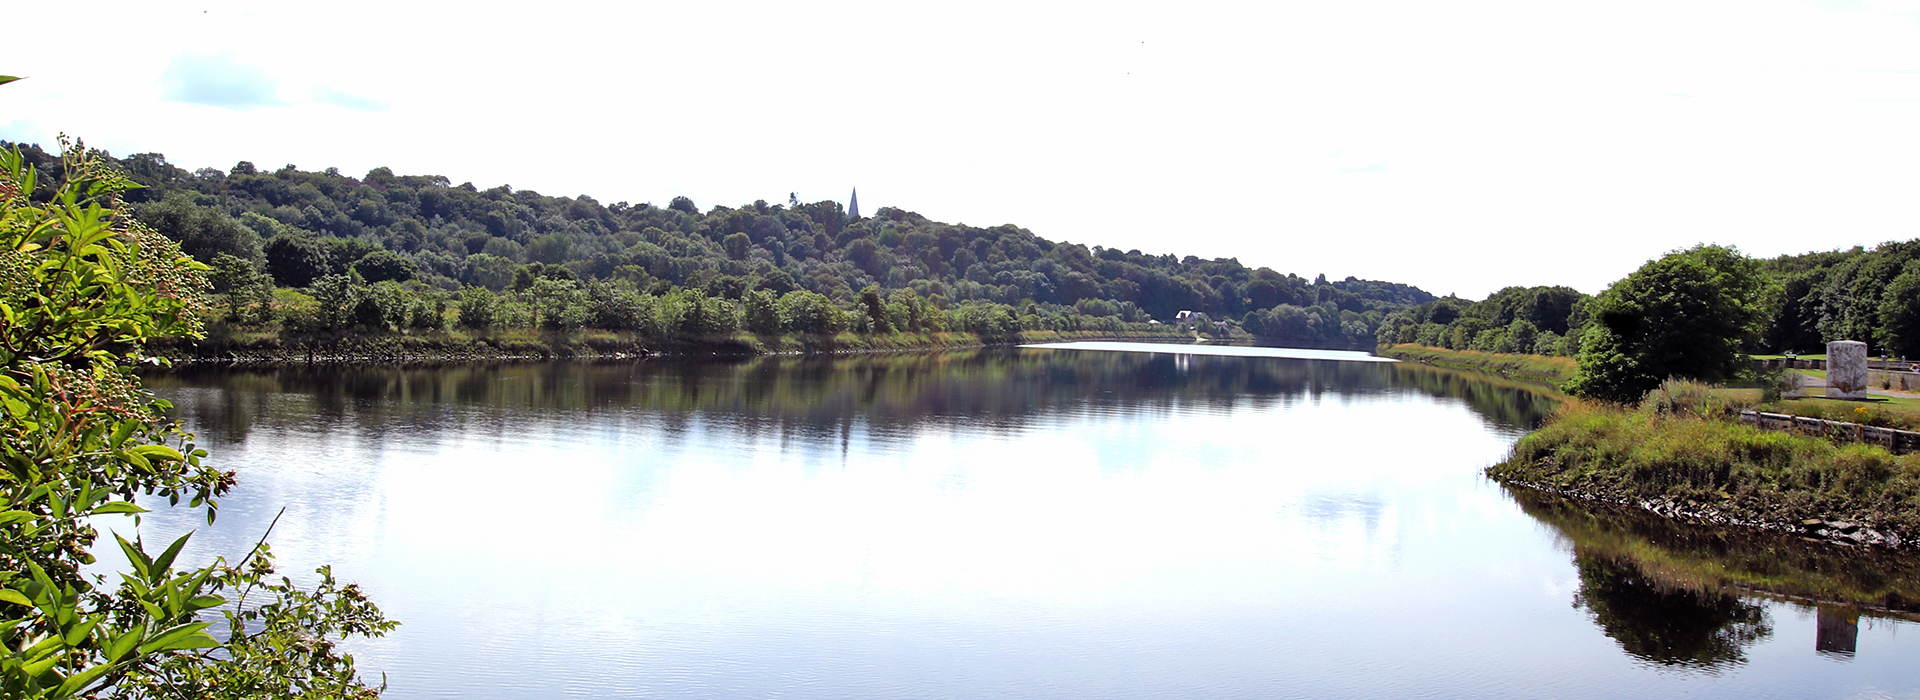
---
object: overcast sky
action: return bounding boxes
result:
[8,0,1920,298]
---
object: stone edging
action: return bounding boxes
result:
[1496,477,1910,550]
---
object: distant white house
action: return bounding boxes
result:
[1172,310,1199,326]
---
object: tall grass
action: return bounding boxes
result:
[1492,391,1920,535]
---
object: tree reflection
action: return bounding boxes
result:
[144,348,1560,445]
[1572,551,1773,668]
[1511,487,1920,669]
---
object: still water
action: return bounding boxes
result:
[131,344,1920,699]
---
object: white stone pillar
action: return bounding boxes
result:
[1828,340,1869,400]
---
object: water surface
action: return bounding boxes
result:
[128,345,1920,699]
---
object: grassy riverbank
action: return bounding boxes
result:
[1490,395,1920,546]
[160,326,1200,362]
[1377,344,1577,388]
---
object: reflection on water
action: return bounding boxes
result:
[1510,486,1920,671]
[1573,554,1775,669]
[149,349,1560,446]
[121,347,1920,700]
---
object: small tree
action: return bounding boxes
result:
[527,277,588,331]
[742,289,782,334]
[207,253,274,324]
[350,249,416,283]
[458,285,498,331]
[263,234,328,287]
[1504,319,1539,355]
[1567,244,1777,403]
[722,232,751,261]
[859,285,892,333]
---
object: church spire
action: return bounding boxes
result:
[848,188,860,220]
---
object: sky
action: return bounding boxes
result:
[7,0,1920,299]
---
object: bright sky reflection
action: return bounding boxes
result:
[117,353,1920,699]
[1022,340,1401,362]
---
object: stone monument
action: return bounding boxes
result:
[1827,340,1869,400]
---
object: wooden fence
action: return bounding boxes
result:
[1738,410,1920,454]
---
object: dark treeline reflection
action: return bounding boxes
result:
[1572,555,1774,669]
[1511,488,1920,669]
[145,349,1558,446]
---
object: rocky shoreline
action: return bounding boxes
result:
[1495,476,1911,550]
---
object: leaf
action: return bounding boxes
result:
[0,509,34,525]
[151,531,193,578]
[0,76,21,87]
[55,662,114,697]
[138,622,218,654]
[0,589,30,607]
[21,655,58,680]
[61,616,99,646]
[91,501,147,515]
[114,533,152,583]
[109,420,136,447]
[127,444,183,462]
[105,627,141,661]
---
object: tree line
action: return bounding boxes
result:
[0,141,1436,343]
[1375,285,1591,357]
[1375,235,1920,370]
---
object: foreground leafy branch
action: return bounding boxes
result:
[1,141,394,698]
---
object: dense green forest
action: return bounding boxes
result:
[1761,241,1920,357]
[1375,285,1591,356]
[0,141,1434,349]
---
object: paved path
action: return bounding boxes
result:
[1796,371,1920,400]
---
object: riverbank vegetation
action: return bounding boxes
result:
[1470,245,1920,548]
[1491,381,1920,545]
[0,140,1436,357]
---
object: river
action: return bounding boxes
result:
[129,343,1920,699]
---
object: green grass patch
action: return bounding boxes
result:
[1491,399,1920,536]
[1378,343,1577,389]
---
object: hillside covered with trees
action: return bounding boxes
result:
[0,141,1436,351]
